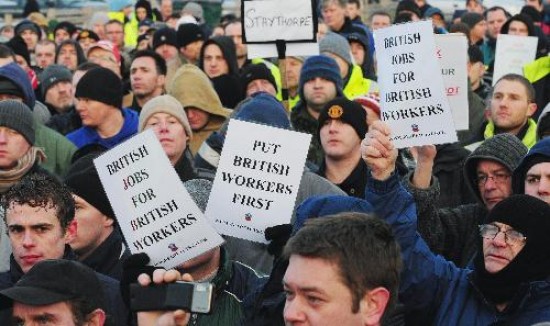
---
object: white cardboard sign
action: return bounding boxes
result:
[205,119,311,243]
[247,42,319,59]
[374,20,457,148]
[94,130,224,269]
[493,34,538,85]
[435,34,469,130]
[242,0,316,43]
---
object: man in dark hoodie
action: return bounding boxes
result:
[513,137,550,205]
[55,40,87,72]
[198,36,244,109]
[0,62,76,177]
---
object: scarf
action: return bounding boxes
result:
[0,147,46,193]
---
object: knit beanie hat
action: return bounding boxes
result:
[65,152,115,220]
[463,134,527,203]
[0,77,25,99]
[14,20,41,39]
[319,32,353,66]
[240,64,278,94]
[512,137,550,193]
[0,100,35,145]
[139,94,193,139]
[183,179,212,213]
[153,28,178,50]
[460,12,484,29]
[182,2,204,24]
[293,194,374,233]
[54,21,77,37]
[75,67,122,108]
[473,194,550,304]
[299,55,343,100]
[176,23,205,48]
[233,92,290,130]
[6,35,31,67]
[39,64,73,97]
[395,0,421,18]
[318,97,367,140]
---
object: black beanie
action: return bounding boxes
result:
[0,100,35,145]
[54,21,77,37]
[461,12,484,29]
[240,64,278,94]
[177,23,205,48]
[153,28,178,50]
[317,97,367,140]
[6,35,31,67]
[75,67,123,108]
[65,152,115,220]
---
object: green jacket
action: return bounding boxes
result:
[35,122,76,177]
[343,64,378,99]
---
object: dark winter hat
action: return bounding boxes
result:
[39,64,73,97]
[299,55,343,99]
[424,6,444,19]
[319,32,353,66]
[0,100,35,145]
[76,29,100,42]
[14,20,41,39]
[318,97,367,140]
[395,0,421,18]
[240,64,278,94]
[65,151,115,219]
[177,23,205,48]
[54,21,77,37]
[463,134,527,202]
[294,195,374,233]
[0,259,105,308]
[234,92,290,130]
[135,0,153,18]
[183,179,212,213]
[153,28,178,50]
[75,67,122,108]
[5,35,31,67]
[520,5,542,23]
[500,14,536,36]
[460,12,484,29]
[512,137,550,193]
[0,77,25,99]
[468,45,484,64]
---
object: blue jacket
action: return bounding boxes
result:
[67,108,138,149]
[366,172,550,325]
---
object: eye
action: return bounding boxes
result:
[526,176,540,184]
[306,295,323,305]
[284,289,295,300]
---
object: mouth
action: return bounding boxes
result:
[20,255,41,264]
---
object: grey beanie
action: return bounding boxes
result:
[319,32,353,66]
[39,64,73,97]
[183,179,212,213]
[139,94,193,140]
[463,134,527,202]
[0,100,35,145]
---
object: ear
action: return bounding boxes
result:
[157,74,166,88]
[86,308,106,326]
[527,101,538,118]
[104,216,115,228]
[64,219,77,243]
[359,287,390,326]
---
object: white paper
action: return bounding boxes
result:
[374,20,457,148]
[94,130,224,269]
[435,34,469,130]
[205,120,311,243]
[493,34,538,85]
[247,42,319,59]
[243,0,315,42]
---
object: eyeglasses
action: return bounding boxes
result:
[475,173,510,185]
[478,224,526,245]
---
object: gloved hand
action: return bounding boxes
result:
[120,252,161,307]
[265,224,293,259]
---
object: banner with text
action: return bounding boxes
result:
[374,20,457,147]
[435,34,469,130]
[493,34,538,85]
[205,119,311,243]
[94,130,224,269]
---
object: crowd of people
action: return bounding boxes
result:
[0,0,548,325]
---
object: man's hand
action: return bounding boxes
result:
[136,269,193,326]
[361,121,398,181]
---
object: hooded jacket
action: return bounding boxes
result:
[54,40,87,71]
[198,36,244,109]
[0,63,76,177]
[512,137,550,194]
[501,14,548,59]
[168,64,231,155]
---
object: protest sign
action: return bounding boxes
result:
[374,20,457,148]
[241,0,319,59]
[94,130,224,269]
[493,34,538,85]
[205,119,311,243]
[435,34,469,130]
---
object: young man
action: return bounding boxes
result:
[177,23,205,66]
[370,11,392,30]
[129,50,166,112]
[68,66,138,149]
[34,40,56,70]
[513,137,550,205]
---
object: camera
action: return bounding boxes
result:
[130,281,214,314]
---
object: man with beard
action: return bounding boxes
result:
[39,64,74,117]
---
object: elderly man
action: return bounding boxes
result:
[39,64,75,117]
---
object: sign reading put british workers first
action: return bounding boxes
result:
[492,34,538,86]
[435,34,469,130]
[374,20,457,148]
[242,0,319,59]
[205,119,311,243]
[94,130,224,269]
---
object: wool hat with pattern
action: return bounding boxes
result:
[75,66,122,108]
[317,97,367,140]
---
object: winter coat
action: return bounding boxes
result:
[368,172,550,325]
[67,108,139,149]
[290,101,323,167]
[80,228,130,281]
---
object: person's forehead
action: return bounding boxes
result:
[36,43,56,51]
[0,125,23,135]
[494,79,528,96]
[487,9,507,19]
[60,44,76,52]
[527,162,550,174]
[284,255,344,289]
[6,203,60,223]
[13,301,74,322]
[476,159,508,172]
[132,56,156,68]
[88,47,113,58]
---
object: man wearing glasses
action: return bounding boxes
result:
[363,121,550,324]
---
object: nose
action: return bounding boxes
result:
[492,230,507,247]
[22,231,35,248]
[283,298,305,323]
[483,177,498,191]
[0,130,7,143]
[538,178,550,196]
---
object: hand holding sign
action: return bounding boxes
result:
[361,121,398,181]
